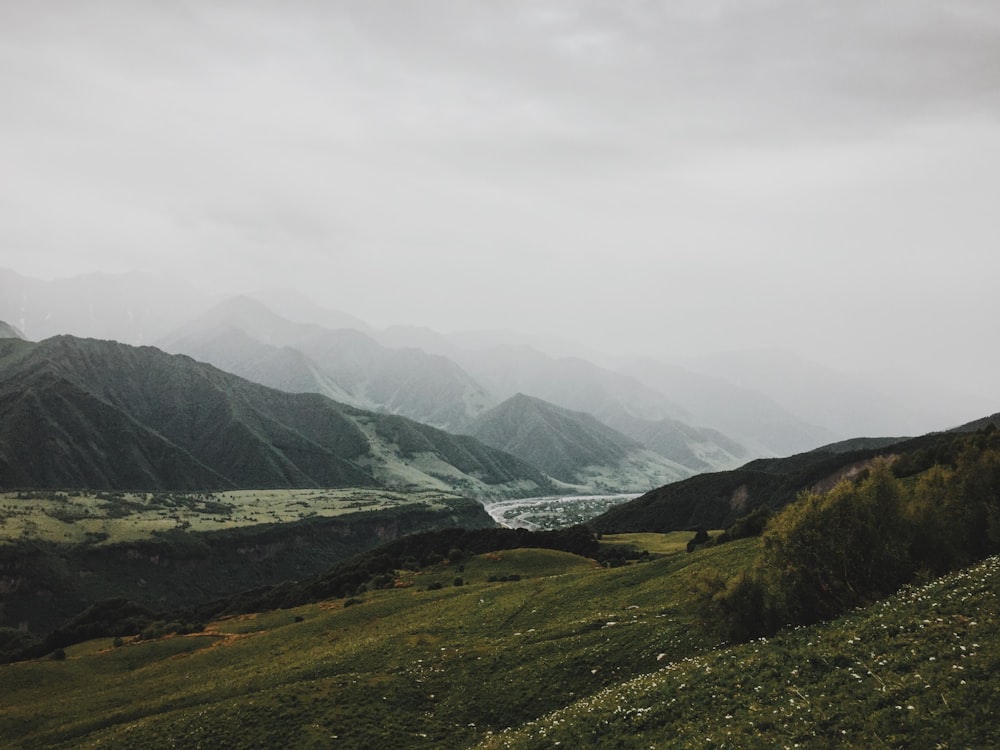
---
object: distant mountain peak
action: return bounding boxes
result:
[0,320,25,340]
[468,393,688,490]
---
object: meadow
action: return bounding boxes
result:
[0,488,474,545]
[2,532,996,748]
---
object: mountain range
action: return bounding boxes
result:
[151,294,747,480]
[589,411,1000,533]
[0,335,551,497]
[1,268,995,477]
[156,295,494,432]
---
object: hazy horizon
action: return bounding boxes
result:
[2,2,999,400]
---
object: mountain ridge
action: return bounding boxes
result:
[588,423,998,533]
[159,296,494,432]
[0,335,552,497]
[467,393,690,490]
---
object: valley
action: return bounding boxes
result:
[1,281,999,748]
[483,493,639,530]
[3,0,998,745]
[0,488,481,545]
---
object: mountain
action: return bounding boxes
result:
[467,393,691,491]
[452,346,758,472]
[158,296,494,432]
[450,345,691,423]
[377,324,606,363]
[0,335,552,497]
[615,356,838,455]
[952,411,1000,432]
[681,348,959,438]
[0,268,216,345]
[0,271,760,468]
[596,407,749,473]
[166,304,755,473]
[5,269,995,458]
[587,423,995,533]
[0,320,23,340]
[166,304,756,473]
[247,287,375,334]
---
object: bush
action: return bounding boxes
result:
[723,504,773,542]
[701,443,1000,642]
[686,528,713,553]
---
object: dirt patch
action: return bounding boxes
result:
[729,485,749,512]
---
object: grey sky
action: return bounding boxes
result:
[2,1,999,397]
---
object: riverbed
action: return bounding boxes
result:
[482,493,640,531]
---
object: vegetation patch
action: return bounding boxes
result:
[477,555,1000,749]
[0,488,478,545]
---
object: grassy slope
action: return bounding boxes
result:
[0,535,732,749]
[481,557,1000,749]
[2,539,997,749]
[0,489,497,635]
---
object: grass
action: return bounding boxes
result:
[0,488,474,545]
[478,556,1000,749]
[0,536,746,748]
[1,537,996,749]
[600,531,723,555]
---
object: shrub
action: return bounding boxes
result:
[760,460,911,624]
[723,504,773,542]
[702,444,1000,641]
[686,528,713,553]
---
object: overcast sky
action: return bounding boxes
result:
[2,1,999,396]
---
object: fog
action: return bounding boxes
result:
[2,1,999,400]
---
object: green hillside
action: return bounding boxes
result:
[588,428,978,532]
[480,554,1000,749]
[2,538,997,749]
[0,538,749,749]
[0,489,497,635]
[3,424,1000,747]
